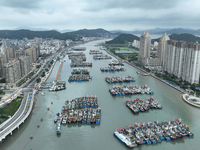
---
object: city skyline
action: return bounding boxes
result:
[0,0,200,31]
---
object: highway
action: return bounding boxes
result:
[0,49,65,142]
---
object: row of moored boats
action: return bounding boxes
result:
[125,97,162,114]
[109,85,154,96]
[55,96,101,135]
[114,118,194,148]
[105,75,135,84]
[100,66,126,72]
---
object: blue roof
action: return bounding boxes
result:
[29,98,32,100]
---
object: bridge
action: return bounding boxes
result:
[0,91,35,142]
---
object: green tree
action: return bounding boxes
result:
[36,78,41,83]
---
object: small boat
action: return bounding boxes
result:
[41,92,45,96]
[137,72,140,74]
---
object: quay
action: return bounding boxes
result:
[114,118,194,148]
[125,97,162,114]
[105,75,135,84]
[100,66,126,72]
[109,85,153,96]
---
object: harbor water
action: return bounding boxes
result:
[1,39,200,150]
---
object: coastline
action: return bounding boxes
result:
[182,94,200,108]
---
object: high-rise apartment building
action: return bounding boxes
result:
[4,59,21,83]
[2,39,10,48]
[157,33,170,66]
[138,31,151,66]
[165,40,200,84]
[25,47,37,64]
[3,48,14,63]
[19,56,31,77]
[0,54,5,78]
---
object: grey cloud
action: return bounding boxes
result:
[0,0,42,9]
[82,0,185,11]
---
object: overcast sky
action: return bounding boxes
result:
[0,0,199,31]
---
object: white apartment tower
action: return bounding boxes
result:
[165,40,200,84]
[138,31,151,66]
[157,33,170,66]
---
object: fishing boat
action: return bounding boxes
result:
[95,108,101,124]
[114,131,137,148]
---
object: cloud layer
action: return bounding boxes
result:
[0,0,199,30]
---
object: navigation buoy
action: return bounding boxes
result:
[37,124,40,128]
[30,135,33,139]
[51,102,53,104]
[47,108,49,111]
[40,118,43,121]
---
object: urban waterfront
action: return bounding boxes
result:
[1,39,200,150]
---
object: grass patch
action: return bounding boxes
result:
[0,96,23,120]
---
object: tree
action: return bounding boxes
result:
[36,78,41,83]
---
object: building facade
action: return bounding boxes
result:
[138,31,151,66]
[157,33,170,66]
[165,40,200,84]
[19,56,31,77]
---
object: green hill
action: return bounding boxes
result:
[106,33,139,44]
[169,33,200,43]
[152,33,200,43]
[69,28,113,37]
[0,29,78,40]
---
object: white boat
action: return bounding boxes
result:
[41,92,45,96]
[137,72,140,74]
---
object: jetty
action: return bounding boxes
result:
[114,118,194,148]
[100,66,126,72]
[109,85,153,96]
[125,97,162,114]
[105,76,135,83]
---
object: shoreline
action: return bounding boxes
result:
[103,48,186,94]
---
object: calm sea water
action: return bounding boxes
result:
[1,39,200,150]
